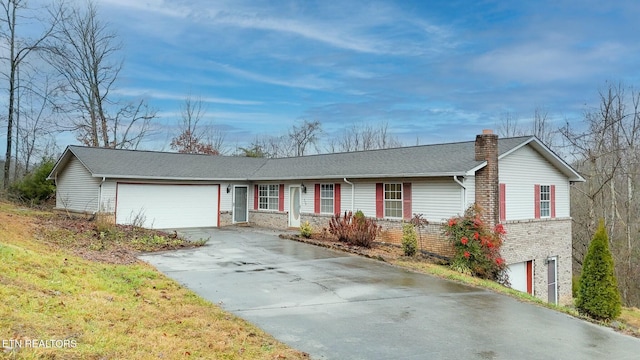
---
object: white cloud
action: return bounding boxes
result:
[210,62,339,91]
[112,88,263,105]
[470,39,627,83]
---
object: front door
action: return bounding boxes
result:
[233,186,248,223]
[547,257,558,304]
[289,186,301,227]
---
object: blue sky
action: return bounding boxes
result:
[6,0,640,155]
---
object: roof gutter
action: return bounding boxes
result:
[343,178,355,213]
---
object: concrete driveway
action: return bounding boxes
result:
[139,227,640,360]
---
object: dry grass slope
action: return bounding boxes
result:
[0,202,308,359]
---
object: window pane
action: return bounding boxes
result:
[540,185,550,201]
[258,184,279,210]
[320,184,334,213]
[385,200,402,218]
[540,202,550,217]
[384,183,402,218]
[321,199,333,214]
[539,185,550,217]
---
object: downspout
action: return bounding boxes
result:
[453,176,466,213]
[343,178,355,212]
[97,177,106,214]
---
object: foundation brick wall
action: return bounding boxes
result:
[249,210,289,229]
[219,211,233,227]
[502,218,573,304]
[377,220,455,258]
[299,213,335,232]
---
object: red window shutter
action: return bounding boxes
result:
[314,184,321,214]
[534,184,541,219]
[279,184,285,212]
[550,185,556,218]
[526,260,533,295]
[334,183,341,215]
[254,185,259,210]
[499,183,506,222]
[375,183,384,218]
[402,183,412,220]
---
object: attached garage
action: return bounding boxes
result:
[507,260,533,295]
[116,183,219,229]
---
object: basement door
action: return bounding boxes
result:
[547,256,558,304]
[116,183,219,229]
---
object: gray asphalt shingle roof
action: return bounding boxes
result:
[64,146,268,180]
[53,136,565,181]
[256,137,531,179]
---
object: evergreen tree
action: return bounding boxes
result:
[576,220,622,321]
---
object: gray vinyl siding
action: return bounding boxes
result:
[353,182,377,218]
[100,180,117,212]
[55,157,101,213]
[313,179,463,222]
[499,145,570,220]
[463,175,475,210]
[412,178,464,222]
[300,180,354,215]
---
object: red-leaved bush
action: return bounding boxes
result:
[328,211,380,248]
[443,205,509,284]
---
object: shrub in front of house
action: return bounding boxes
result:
[300,221,313,238]
[402,222,418,256]
[443,205,508,284]
[575,220,621,321]
[328,211,380,248]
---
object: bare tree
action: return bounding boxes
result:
[47,0,155,149]
[170,96,221,155]
[17,73,60,175]
[0,0,62,188]
[496,108,557,148]
[328,121,402,153]
[561,81,640,306]
[532,107,556,148]
[288,119,322,156]
[496,112,520,138]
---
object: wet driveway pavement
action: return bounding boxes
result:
[139,227,640,360]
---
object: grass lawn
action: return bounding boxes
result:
[0,202,308,359]
[391,258,640,337]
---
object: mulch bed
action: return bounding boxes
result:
[279,233,448,265]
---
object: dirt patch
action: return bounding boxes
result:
[33,213,206,265]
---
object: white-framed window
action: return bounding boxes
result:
[540,185,550,218]
[384,183,402,218]
[320,184,334,214]
[258,184,279,210]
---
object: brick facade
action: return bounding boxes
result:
[249,210,289,229]
[475,130,499,227]
[502,218,573,304]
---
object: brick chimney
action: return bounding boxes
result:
[475,129,499,226]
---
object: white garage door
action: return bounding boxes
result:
[116,183,219,229]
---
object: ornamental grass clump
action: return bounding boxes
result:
[328,211,380,248]
[575,220,621,321]
[443,205,508,284]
